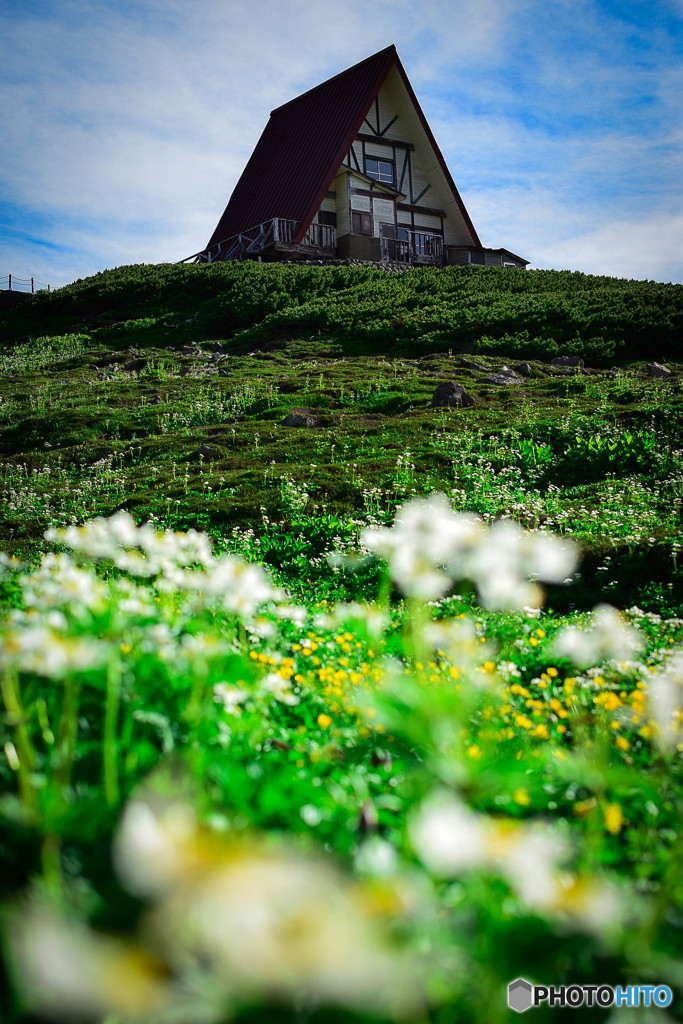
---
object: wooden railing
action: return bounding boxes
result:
[1,274,51,293]
[382,230,443,264]
[180,218,336,264]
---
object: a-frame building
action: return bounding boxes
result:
[189,46,527,269]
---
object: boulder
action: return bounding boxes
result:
[647,362,671,379]
[458,358,485,371]
[282,408,320,427]
[551,355,584,368]
[431,381,476,408]
[480,366,523,385]
[123,357,148,373]
[197,445,217,460]
[515,363,534,376]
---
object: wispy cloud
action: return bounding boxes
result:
[0,0,681,286]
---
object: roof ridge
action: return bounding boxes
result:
[270,44,397,115]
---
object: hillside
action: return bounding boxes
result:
[2,261,682,362]
[1,262,681,612]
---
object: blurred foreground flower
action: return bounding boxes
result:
[361,493,576,607]
[111,793,420,1015]
[9,912,172,1021]
[45,513,287,622]
[647,651,683,751]
[550,604,643,668]
[410,791,621,935]
[0,623,105,678]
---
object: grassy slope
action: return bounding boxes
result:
[0,262,682,613]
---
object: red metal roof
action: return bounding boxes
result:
[206,45,481,251]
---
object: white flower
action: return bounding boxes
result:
[647,651,683,750]
[113,799,199,897]
[260,672,300,705]
[409,791,486,875]
[113,796,419,1013]
[355,838,398,876]
[551,604,644,668]
[9,912,171,1020]
[0,625,105,678]
[361,494,482,600]
[21,553,107,613]
[489,826,570,911]
[361,495,576,608]
[410,792,586,926]
[213,683,248,714]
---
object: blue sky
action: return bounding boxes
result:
[1,0,681,287]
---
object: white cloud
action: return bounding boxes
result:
[0,0,681,286]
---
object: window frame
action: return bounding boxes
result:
[364,156,395,185]
[351,210,372,236]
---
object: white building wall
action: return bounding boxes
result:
[333,171,350,236]
[373,197,395,238]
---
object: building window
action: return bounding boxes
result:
[352,210,372,235]
[365,157,394,184]
[318,210,337,227]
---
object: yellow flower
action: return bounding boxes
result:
[513,788,530,806]
[604,803,624,835]
[595,692,621,711]
[615,736,631,751]
[574,797,598,817]
[317,714,332,728]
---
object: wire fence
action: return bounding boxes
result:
[0,274,51,293]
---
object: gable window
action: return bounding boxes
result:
[318,210,337,227]
[365,157,394,184]
[352,211,372,235]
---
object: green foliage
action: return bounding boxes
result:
[2,263,682,363]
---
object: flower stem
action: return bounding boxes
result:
[104,651,121,807]
[1,667,39,820]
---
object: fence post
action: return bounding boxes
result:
[31,278,35,294]
[8,274,11,291]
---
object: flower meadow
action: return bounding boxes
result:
[1,263,682,1022]
[1,501,682,1024]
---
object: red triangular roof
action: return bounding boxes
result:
[206,46,481,250]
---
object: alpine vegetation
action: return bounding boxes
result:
[0,262,681,1023]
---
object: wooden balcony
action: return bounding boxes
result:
[185,219,336,264]
[381,229,443,265]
